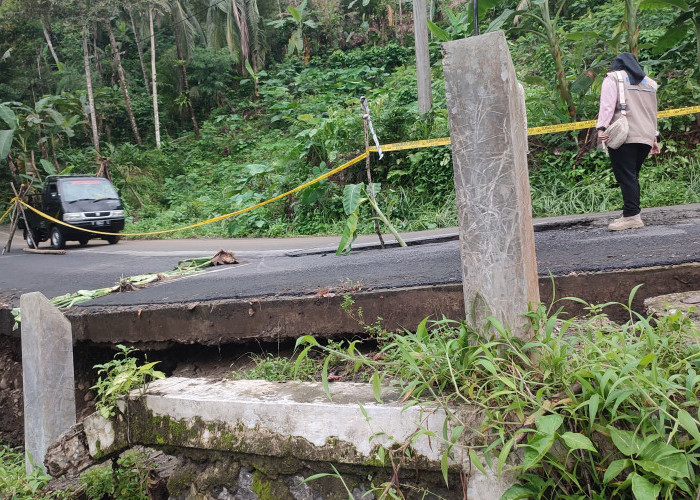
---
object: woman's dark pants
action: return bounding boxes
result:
[608,143,652,217]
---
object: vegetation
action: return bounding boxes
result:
[92,344,165,419]
[286,291,700,499]
[0,0,697,241]
[79,450,156,500]
[0,443,156,499]
[0,443,55,499]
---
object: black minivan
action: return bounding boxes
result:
[19,175,125,249]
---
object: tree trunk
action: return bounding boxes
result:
[129,9,150,95]
[551,41,575,119]
[695,18,700,76]
[82,27,100,153]
[93,23,105,84]
[231,0,250,72]
[412,0,432,118]
[174,33,200,139]
[149,7,161,149]
[540,3,575,119]
[41,19,60,68]
[106,18,142,145]
[625,0,639,56]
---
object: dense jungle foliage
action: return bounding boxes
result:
[0,0,698,238]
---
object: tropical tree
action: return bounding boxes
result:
[12,0,64,68]
[125,0,152,94]
[512,0,576,119]
[0,98,81,180]
[204,0,267,73]
[617,0,643,56]
[81,23,101,152]
[105,10,142,144]
[171,0,202,137]
[149,4,162,148]
[644,0,700,74]
[427,0,511,40]
[267,0,316,61]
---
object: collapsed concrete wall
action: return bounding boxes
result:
[45,378,517,499]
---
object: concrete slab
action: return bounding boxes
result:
[47,378,516,499]
[644,290,700,328]
[82,377,471,470]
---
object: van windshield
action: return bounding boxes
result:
[59,179,119,203]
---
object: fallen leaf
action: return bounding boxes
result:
[187,302,199,311]
[315,287,331,296]
[248,307,255,317]
[327,374,343,382]
[137,309,142,319]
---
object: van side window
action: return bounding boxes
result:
[48,183,58,198]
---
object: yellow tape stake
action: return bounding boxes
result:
[16,152,369,237]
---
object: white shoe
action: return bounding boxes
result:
[608,214,644,231]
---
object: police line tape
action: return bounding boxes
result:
[0,202,12,224]
[1,105,698,237]
[2,152,368,237]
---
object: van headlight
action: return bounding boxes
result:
[110,210,124,218]
[63,212,85,222]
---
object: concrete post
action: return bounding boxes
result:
[20,292,76,474]
[412,0,432,118]
[442,31,539,339]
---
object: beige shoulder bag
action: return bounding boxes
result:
[605,71,629,149]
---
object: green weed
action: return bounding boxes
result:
[0,444,56,499]
[80,449,155,500]
[92,345,165,419]
[297,289,700,498]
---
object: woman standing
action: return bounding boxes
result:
[597,52,660,231]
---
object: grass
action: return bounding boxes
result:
[261,292,700,498]
[0,443,54,499]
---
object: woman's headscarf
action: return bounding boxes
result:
[611,52,646,85]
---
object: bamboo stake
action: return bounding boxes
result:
[10,183,36,249]
[23,248,65,255]
[2,204,18,255]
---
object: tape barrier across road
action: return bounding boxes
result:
[2,105,697,238]
[5,152,368,237]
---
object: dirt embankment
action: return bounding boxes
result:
[0,336,23,446]
[0,339,283,447]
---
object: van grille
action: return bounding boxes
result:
[85,212,111,218]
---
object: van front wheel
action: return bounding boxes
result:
[24,228,38,249]
[106,235,120,245]
[50,226,66,250]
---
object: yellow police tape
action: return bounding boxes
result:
[10,152,367,237]
[0,202,13,224]
[3,105,698,238]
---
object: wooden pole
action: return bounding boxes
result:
[2,204,18,255]
[362,101,385,249]
[10,183,36,249]
[3,183,36,254]
[412,0,432,118]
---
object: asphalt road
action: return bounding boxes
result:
[1,205,699,308]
